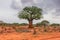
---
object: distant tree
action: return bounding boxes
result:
[20,23,28,26]
[50,23,60,26]
[0,21,5,26]
[50,23,60,28]
[36,22,42,27]
[50,23,60,32]
[41,20,50,32]
[18,6,43,28]
[41,20,50,26]
[12,23,19,25]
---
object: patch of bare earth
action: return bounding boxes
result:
[0,32,60,40]
[0,26,60,40]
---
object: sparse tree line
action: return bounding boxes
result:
[0,6,60,34]
[0,20,60,34]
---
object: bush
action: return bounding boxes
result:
[12,23,20,26]
[19,23,28,26]
[0,23,8,26]
[36,22,42,27]
[50,23,60,26]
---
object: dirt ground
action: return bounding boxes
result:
[0,26,60,40]
[0,32,60,40]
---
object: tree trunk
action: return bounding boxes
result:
[28,20,33,28]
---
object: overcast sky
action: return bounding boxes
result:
[0,0,60,24]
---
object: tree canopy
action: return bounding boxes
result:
[18,6,43,20]
[18,6,43,28]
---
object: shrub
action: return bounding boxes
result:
[12,23,20,26]
[36,22,43,27]
[50,23,60,26]
[19,23,28,26]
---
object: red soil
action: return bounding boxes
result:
[0,25,60,40]
[0,32,60,40]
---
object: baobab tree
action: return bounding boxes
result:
[18,6,43,28]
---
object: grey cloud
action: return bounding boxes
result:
[53,9,60,16]
[53,0,60,8]
[11,0,44,10]
[40,0,60,16]
[11,0,23,10]
[11,0,60,16]
[21,0,33,4]
[11,0,60,9]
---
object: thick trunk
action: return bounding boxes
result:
[28,20,33,28]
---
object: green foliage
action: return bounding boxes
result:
[18,6,43,28]
[40,20,50,32]
[50,23,60,26]
[12,23,28,26]
[36,22,42,27]
[18,6,43,20]
[40,20,50,26]
[12,23,20,26]
[35,20,50,27]
[50,23,60,29]
[0,23,8,26]
[19,23,28,26]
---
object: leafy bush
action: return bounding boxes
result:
[0,23,8,26]
[36,22,42,27]
[19,23,28,26]
[12,23,20,26]
[50,23,60,26]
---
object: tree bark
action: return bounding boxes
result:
[28,20,33,28]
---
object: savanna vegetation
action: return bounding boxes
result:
[0,6,60,34]
[0,6,60,40]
